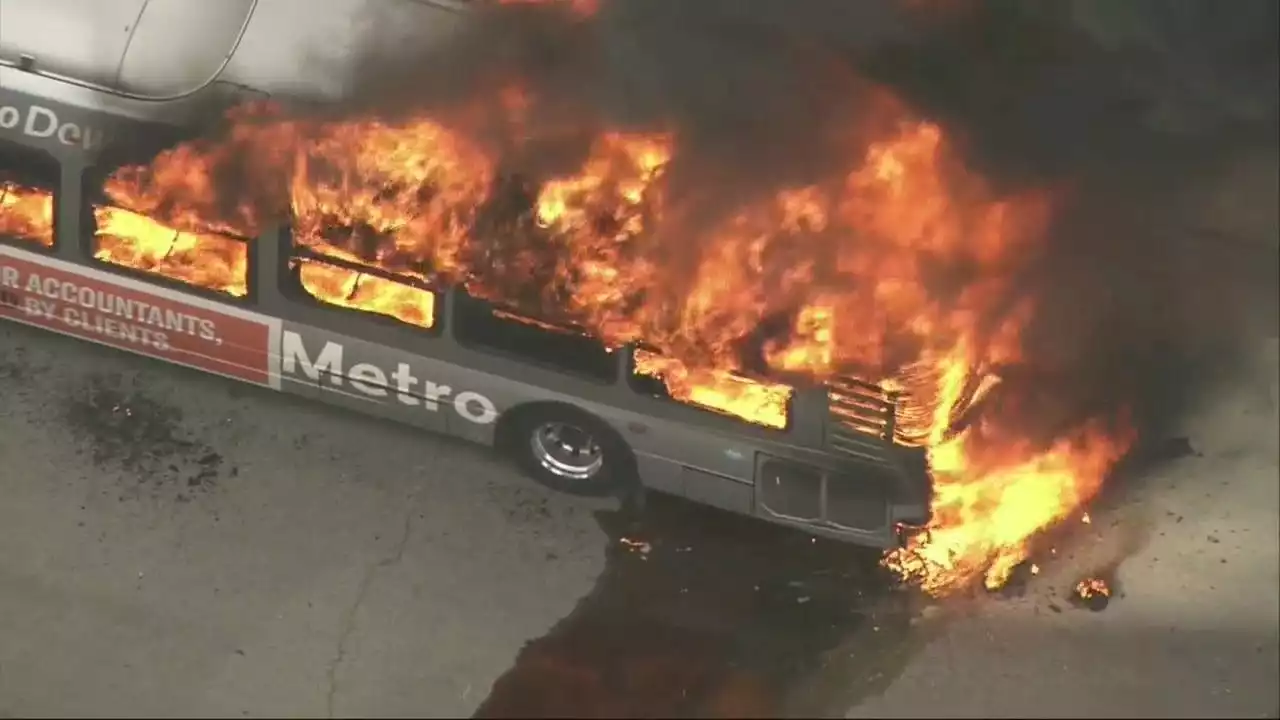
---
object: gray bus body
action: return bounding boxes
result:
[0,81,931,549]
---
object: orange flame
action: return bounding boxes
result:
[92,206,249,297]
[0,181,55,247]
[297,259,437,328]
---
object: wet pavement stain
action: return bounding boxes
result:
[61,373,234,502]
[474,492,930,719]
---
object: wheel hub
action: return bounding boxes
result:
[530,421,604,481]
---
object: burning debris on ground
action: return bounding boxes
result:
[4,0,1272,599]
[1070,576,1113,612]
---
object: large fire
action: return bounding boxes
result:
[0,77,1135,596]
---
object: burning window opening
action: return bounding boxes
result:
[91,205,250,298]
[294,255,437,329]
[0,180,55,248]
[290,226,441,288]
[632,348,792,431]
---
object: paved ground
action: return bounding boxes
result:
[0,320,611,718]
[0,317,1275,719]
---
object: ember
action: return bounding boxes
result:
[1071,577,1112,611]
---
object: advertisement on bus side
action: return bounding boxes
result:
[0,86,183,158]
[0,244,275,386]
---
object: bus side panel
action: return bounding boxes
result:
[0,243,278,390]
[612,413,759,486]
[633,453,684,496]
[681,466,754,516]
[630,451,756,516]
[270,319,771,501]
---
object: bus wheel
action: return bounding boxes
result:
[507,406,635,498]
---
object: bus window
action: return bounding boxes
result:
[628,348,792,430]
[91,205,250,298]
[293,256,438,330]
[452,294,618,383]
[0,144,59,249]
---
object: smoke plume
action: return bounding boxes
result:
[337,0,1277,443]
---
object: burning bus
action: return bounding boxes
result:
[0,0,1136,595]
[0,103,932,548]
[0,0,933,552]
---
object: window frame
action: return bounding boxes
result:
[283,243,445,337]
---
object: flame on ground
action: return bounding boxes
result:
[0,81,1137,597]
[1074,577,1111,600]
[1071,576,1112,611]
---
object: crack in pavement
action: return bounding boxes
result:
[324,497,418,718]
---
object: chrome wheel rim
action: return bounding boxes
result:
[530,421,604,481]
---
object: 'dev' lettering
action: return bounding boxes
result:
[0,102,105,151]
[280,331,498,424]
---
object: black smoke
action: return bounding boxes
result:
[339,0,1276,442]
[886,0,1280,445]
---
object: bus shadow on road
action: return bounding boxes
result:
[473,492,932,719]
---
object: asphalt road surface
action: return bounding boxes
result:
[0,318,1276,719]
[1,156,1277,720]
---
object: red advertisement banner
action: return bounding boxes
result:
[0,249,272,385]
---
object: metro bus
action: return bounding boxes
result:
[0,0,931,548]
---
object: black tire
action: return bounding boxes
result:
[505,404,636,498]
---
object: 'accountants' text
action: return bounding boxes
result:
[2,265,218,351]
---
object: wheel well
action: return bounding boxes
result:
[495,401,636,470]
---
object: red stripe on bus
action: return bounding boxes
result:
[0,254,271,385]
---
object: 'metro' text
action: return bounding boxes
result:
[279,330,498,424]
